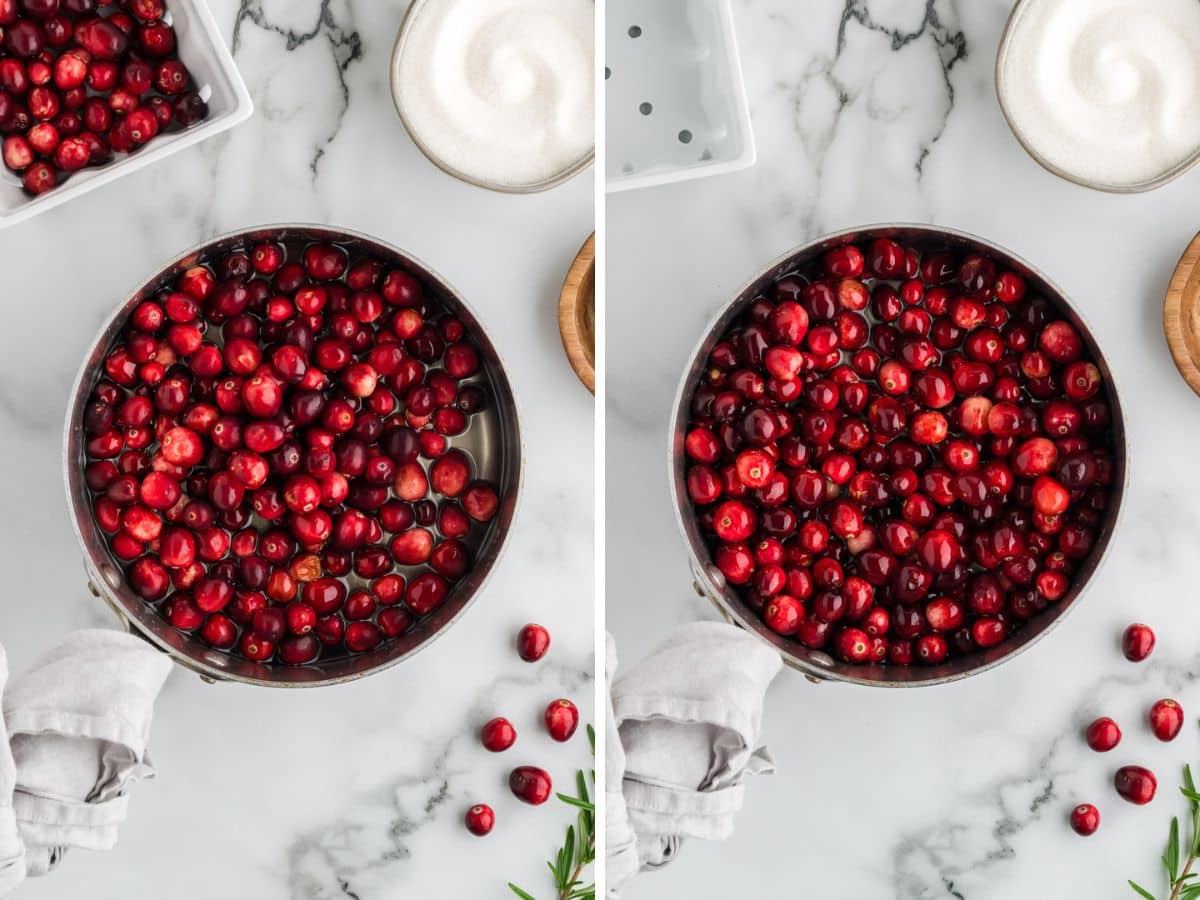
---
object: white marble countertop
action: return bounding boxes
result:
[0,1,595,897]
[608,0,1200,897]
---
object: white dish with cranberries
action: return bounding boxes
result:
[0,0,251,228]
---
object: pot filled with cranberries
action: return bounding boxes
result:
[65,225,522,686]
[671,224,1126,687]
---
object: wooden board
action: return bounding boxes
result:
[1164,230,1200,397]
[558,233,596,394]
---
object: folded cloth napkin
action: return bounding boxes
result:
[3,629,172,877]
[0,648,25,895]
[608,621,782,887]
[604,635,639,898]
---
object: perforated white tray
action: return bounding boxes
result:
[605,0,755,192]
[0,0,252,229]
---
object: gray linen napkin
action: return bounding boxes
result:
[0,647,25,895]
[3,629,172,877]
[605,635,639,897]
[607,621,782,890]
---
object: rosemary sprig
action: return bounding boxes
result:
[509,724,596,900]
[1130,730,1200,900]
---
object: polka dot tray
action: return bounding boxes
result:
[605,0,756,192]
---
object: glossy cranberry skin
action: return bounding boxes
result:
[1114,766,1157,805]
[464,804,495,837]
[1084,717,1121,752]
[509,766,553,805]
[1069,804,1099,837]
[1122,623,1155,662]
[763,594,804,635]
[545,698,580,742]
[1149,699,1184,742]
[481,717,516,752]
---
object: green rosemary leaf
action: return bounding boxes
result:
[577,811,593,866]
[557,793,595,812]
[563,825,576,884]
[1189,765,1200,857]
[515,725,596,900]
[587,724,595,753]
[1129,880,1157,900]
[1167,818,1182,882]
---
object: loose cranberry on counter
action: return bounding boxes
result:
[509,766,553,805]
[517,623,550,662]
[544,699,579,742]
[1084,720,1118,753]
[81,238,503,667]
[1114,766,1157,805]
[481,717,516,753]
[1069,803,1100,836]
[685,238,1116,667]
[464,804,494,837]
[1149,699,1184,742]
[1084,717,1121,752]
[1121,623,1155,662]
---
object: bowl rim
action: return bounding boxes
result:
[994,0,1200,194]
[63,222,526,688]
[557,232,596,393]
[388,0,595,195]
[667,221,1130,687]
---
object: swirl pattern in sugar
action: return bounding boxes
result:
[999,0,1200,187]
[396,0,594,189]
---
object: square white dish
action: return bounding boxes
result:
[605,0,755,192]
[0,0,252,229]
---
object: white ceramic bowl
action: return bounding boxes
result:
[0,0,252,229]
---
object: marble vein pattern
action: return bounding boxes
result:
[0,0,595,897]
[608,0,1200,896]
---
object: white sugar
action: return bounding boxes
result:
[396,0,594,189]
[999,0,1200,188]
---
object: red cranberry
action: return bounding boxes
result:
[345,621,382,653]
[1085,717,1121,752]
[481,717,516,752]
[834,627,871,663]
[200,613,236,649]
[405,572,448,614]
[464,804,494,837]
[1114,766,1157,805]
[517,623,550,661]
[5,20,45,58]
[1149,699,1184,742]
[544,698,580,742]
[278,634,320,665]
[1122,623,1155,662]
[1069,804,1099,837]
[509,766,552,805]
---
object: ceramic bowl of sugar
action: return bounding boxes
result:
[996,0,1200,193]
[390,0,595,193]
